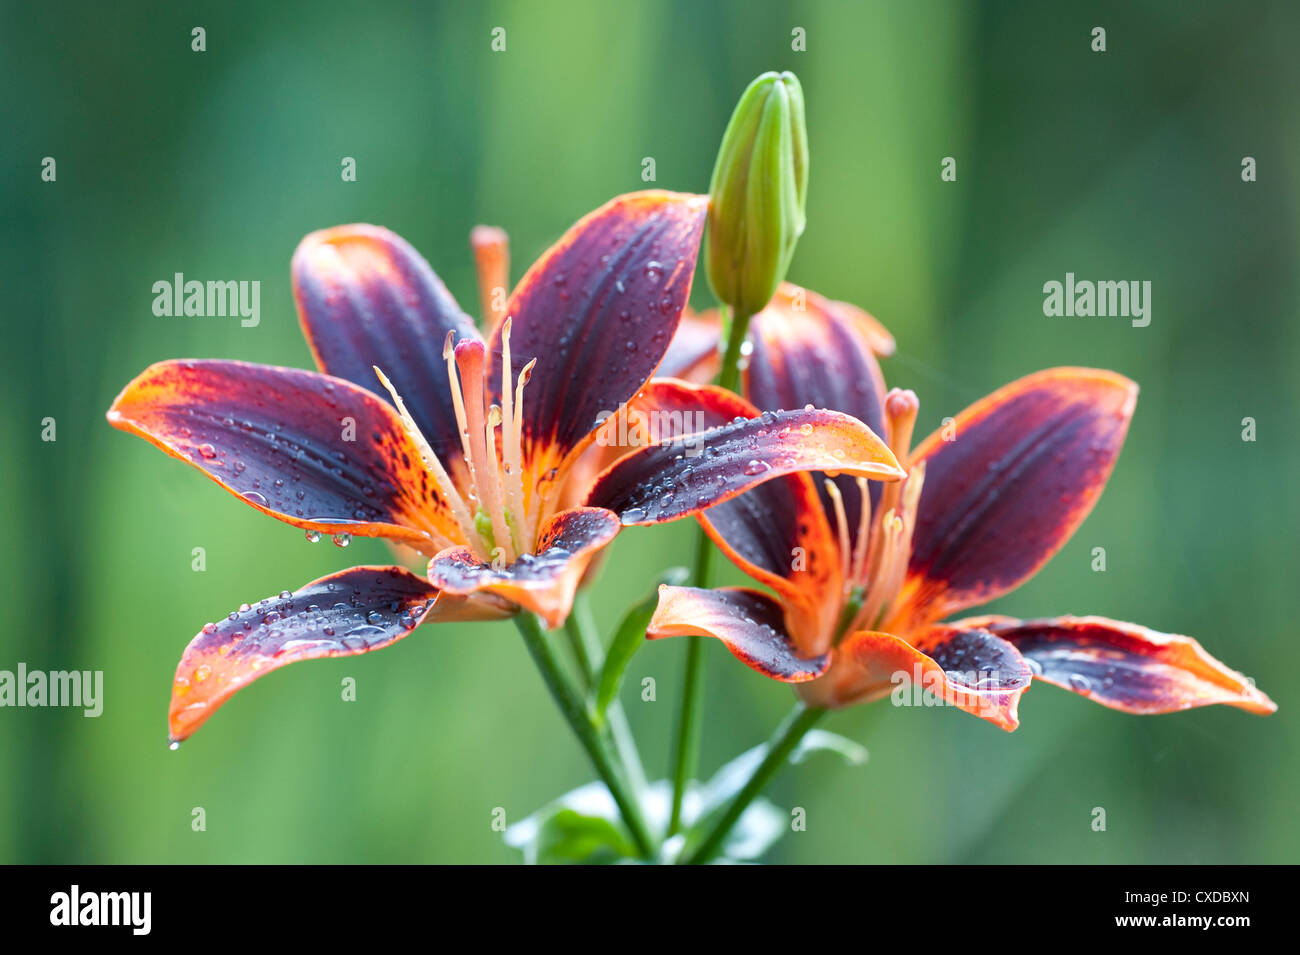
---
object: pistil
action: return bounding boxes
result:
[841,388,926,635]
[470,226,510,330]
[448,337,516,563]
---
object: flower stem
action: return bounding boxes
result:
[667,305,753,835]
[680,702,825,865]
[717,307,752,394]
[515,612,657,858]
[564,592,648,792]
[667,526,716,834]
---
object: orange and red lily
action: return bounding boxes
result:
[108,195,908,743]
[645,283,1276,729]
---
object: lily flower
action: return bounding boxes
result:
[107,193,906,742]
[645,286,1276,729]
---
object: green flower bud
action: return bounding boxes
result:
[705,71,809,319]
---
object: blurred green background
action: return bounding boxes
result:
[2,0,1297,863]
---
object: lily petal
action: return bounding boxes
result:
[891,368,1138,630]
[647,585,830,682]
[592,379,843,653]
[489,190,709,478]
[801,624,1033,731]
[659,307,722,383]
[746,283,889,440]
[426,506,621,629]
[106,360,461,552]
[586,407,904,524]
[824,295,895,357]
[963,614,1277,716]
[167,566,486,742]
[292,224,481,457]
[745,282,890,552]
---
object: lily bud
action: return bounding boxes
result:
[705,71,809,318]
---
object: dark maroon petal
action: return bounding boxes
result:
[426,506,621,629]
[647,586,830,682]
[169,566,449,741]
[488,191,709,467]
[897,368,1139,628]
[658,308,722,383]
[967,614,1276,716]
[697,477,844,659]
[745,283,890,549]
[585,407,903,525]
[107,359,464,551]
[746,284,888,445]
[293,224,480,457]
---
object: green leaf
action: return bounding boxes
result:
[505,781,639,865]
[791,729,869,766]
[717,797,786,861]
[533,810,637,864]
[678,727,867,862]
[592,566,689,721]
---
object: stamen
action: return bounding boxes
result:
[452,338,515,564]
[861,462,928,635]
[512,357,537,543]
[850,510,903,634]
[849,476,872,585]
[498,318,528,553]
[470,226,510,329]
[372,366,478,551]
[822,478,852,586]
[444,331,477,469]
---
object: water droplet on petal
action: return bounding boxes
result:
[332,532,352,548]
[305,529,322,543]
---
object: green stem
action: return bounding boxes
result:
[515,613,657,858]
[667,523,717,834]
[667,305,753,835]
[717,306,753,393]
[565,593,648,792]
[680,702,825,865]
[563,605,596,685]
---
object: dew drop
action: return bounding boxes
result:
[333,532,352,548]
[305,529,322,543]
